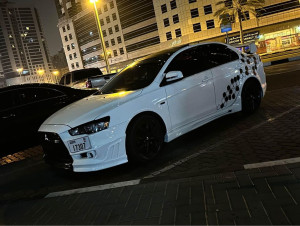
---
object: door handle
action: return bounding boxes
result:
[2,113,16,119]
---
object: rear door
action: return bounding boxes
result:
[208,44,241,110]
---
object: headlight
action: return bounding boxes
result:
[69,116,110,136]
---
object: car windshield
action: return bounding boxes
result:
[98,47,183,94]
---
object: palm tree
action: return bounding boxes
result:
[214,0,265,44]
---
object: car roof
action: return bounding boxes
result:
[0,83,75,93]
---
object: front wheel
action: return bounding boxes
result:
[126,115,165,162]
[242,80,262,114]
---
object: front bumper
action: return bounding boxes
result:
[39,123,129,172]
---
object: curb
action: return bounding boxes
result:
[263,55,300,67]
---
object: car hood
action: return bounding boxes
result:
[42,90,142,128]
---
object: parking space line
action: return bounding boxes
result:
[45,179,141,198]
[144,104,300,179]
[244,157,300,169]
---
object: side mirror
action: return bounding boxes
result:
[249,42,257,54]
[165,71,183,82]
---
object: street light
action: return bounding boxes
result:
[52,70,60,84]
[90,0,111,73]
[37,69,45,76]
[16,67,23,77]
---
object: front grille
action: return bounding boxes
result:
[39,132,73,170]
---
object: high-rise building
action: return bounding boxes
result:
[0,1,53,85]
[55,0,161,73]
[56,0,300,73]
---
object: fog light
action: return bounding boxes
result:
[80,150,96,159]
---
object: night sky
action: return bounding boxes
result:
[9,0,62,56]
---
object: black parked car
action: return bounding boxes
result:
[0,83,96,154]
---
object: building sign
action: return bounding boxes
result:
[171,38,182,47]
[220,14,232,33]
[226,31,260,44]
[221,23,232,33]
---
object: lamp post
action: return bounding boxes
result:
[90,0,111,73]
[16,67,23,77]
[16,67,24,83]
[52,70,60,84]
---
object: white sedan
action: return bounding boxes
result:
[39,42,266,172]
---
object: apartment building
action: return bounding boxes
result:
[0,2,53,85]
[56,0,300,72]
[154,0,300,54]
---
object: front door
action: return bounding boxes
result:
[162,46,216,131]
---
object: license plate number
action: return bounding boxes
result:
[68,137,91,153]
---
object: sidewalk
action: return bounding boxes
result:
[1,162,300,225]
[262,48,300,67]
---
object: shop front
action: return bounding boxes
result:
[256,20,300,54]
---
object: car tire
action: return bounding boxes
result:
[126,114,165,163]
[242,79,262,114]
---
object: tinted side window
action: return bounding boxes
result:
[17,88,65,105]
[207,44,239,67]
[59,76,65,85]
[65,74,71,85]
[165,46,212,77]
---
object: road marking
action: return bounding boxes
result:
[45,179,140,198]
[244,157,300,169]
[144,104,300,179]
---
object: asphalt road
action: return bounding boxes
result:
[1,60,300,203]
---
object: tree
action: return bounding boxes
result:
[214,0,265,44]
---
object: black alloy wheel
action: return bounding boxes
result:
[126,115,164,162]
[242,80,262,114]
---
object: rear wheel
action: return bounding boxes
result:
[242,80,262,114]
[126,115,164,162]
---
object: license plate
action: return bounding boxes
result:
[68,137,91,153]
